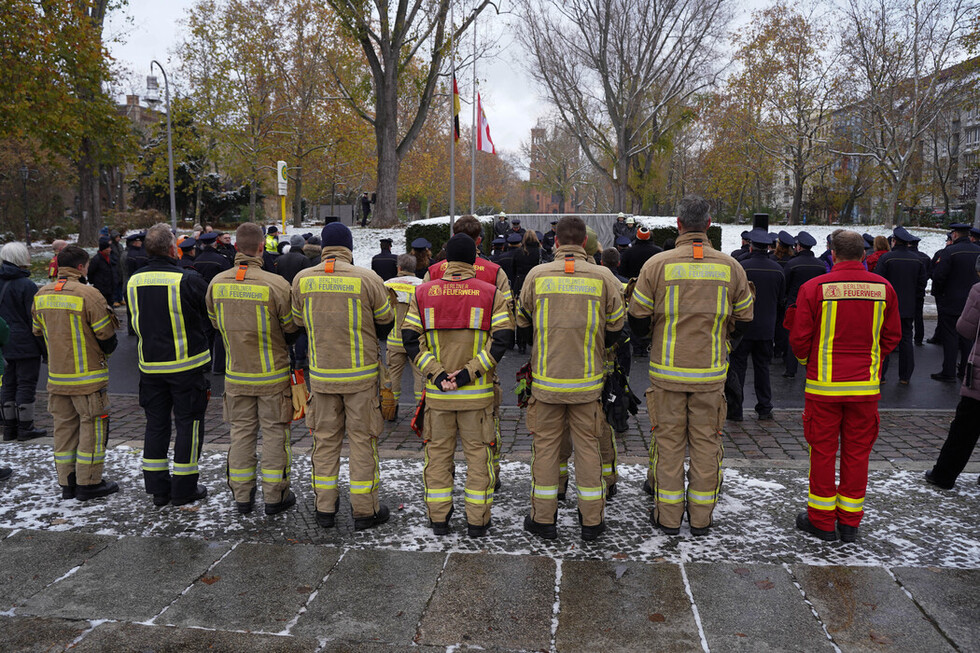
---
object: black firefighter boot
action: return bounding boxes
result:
[16,404,47,441]
[2,402,16,441]
[61,471,77,499]
[75,479,120,501]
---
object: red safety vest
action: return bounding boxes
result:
[428,258,501,287]
[415,275,496,331]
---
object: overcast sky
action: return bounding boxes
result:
[105,1,543,158]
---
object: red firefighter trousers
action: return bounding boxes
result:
[803,398,879,530]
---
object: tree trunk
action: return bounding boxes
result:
[789,172,804,226]
[884,182,901,228]
[373,103,401,227]
[249,173,257,222]
[76,138,100,247]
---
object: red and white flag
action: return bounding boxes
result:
[476,94,496,155]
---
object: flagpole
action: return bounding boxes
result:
[470,19,477,215]
[449,5,456,229]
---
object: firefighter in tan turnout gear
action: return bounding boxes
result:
[383,254,425,419]
[207,223,299,515]
[291,223,395,530]
[32,245,121,501]
[518,216,625,541]
[402,234,514,537]
[628,196,754,536]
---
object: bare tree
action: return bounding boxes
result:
[324,0,497,227]
[836,0,975,227]
[517,0,733,212]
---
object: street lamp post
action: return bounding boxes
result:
[147,61,177,230]
[19,165,34,246]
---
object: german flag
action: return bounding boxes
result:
[452,73,461,141]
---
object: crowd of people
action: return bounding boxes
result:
[0,207,978,544]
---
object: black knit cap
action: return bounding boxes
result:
[445,233,477,265]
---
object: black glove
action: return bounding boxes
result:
[432,372,450,391]
[453,369,471,387]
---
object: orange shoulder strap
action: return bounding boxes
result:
[564,254,575,274]
[234,264,248,281]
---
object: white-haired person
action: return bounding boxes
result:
[0,242,46,441]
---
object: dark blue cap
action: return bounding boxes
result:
[778,230,795,246]
[98,237,111,250]
[748,228,771,245]
[511,218,521,224]
[615,235,631,247]
[550,219,558,225]
[768,232,778,244]
[796,231,816,248]
[740,231,750,240]
[410,237,432,249]
[949,223,971,230]
[198,232,218,243]
[268,226,278,234]
[971,227,980,239]
[862,233,874,246]
[322,223,354,251]
[892,226,915,243]
[178,237,196,250]
[506,232,523,244]
[125,233,143,242]
[492,236,505,245]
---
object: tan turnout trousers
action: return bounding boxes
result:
[50,391,110,486]
[558,420,618,495]
[224,389,293,505]
[646,386,726,530]
[422,406,496,526]
[527,398,606,527]
[307,388,383,517]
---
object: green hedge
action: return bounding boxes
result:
[404,220,495,256]
[648,225,722,250]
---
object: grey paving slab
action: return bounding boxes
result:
[293,548,445,644]
[793,565,955,652]
[0,527,10,538]
[891,567,980,652]
[18,535,233,621]
[0,529,115,611]
[686,563,833,652]
[160,541,341,631]
[555,560,701,653]
[417,552,555,650]
[318,644,449,653]
[72,621,320,652]
[0,615,89,652]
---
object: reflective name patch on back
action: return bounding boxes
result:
[535,276,602,296]
[35,294,83,311]
[664,262,731,282]
[300,276,362,294]
[212,283,270,301]
[821,282,886,301]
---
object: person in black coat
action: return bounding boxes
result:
[930,223,980,381]
[87,238,117,306]
[909,237,931,345]
[215,232,237,264]
[493,214,509,238]
[511,231,543,298]
[194,232,233,284]
[875,226,927,384]
[370,237,399,281]
[725,230,785,421]
[730,231,751,261]
[0,242,46,441]
[781,231,827,377]
[542,220,558,251]
[618,227,662,279]
[177,238,199,273]
[496,232,522,287]
[277,235,313,284]
[613,214,630,239]
[818,234,833,271]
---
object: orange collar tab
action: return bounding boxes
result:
[54,278,67,291]
[564,254,575,274]
[323,258,335,273]
[234,265,248,281]
[693,240,704,260]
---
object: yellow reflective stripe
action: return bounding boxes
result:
[807,493,837,510]
[664,262,731,282]
[535,297,548,377]
[662,285,679,365]
[559,463,568,474]
[578,485,603,500]
[142,458,168,471]
[711,286,728,368]
[308,363,379,383]
[534,276,602,296]
[191,419,200,466]
[35,294,84,311]
[416,351,436,370]
[734,294,753,311]
[228,467,257,481]
[490,312,510,327]
[402,312,422,328]
[90,314,112,331]
[47,369,109,386]
[606,303,625,323]
[349,297,362,368]
[374,300,393,320]
[171,462,198,475]
[70,314,84,373]
[299,276,362,294]
[256,305,272,373]
[425,380,494,400]
[837,494,864,512]
[262,465,286,483]
[465,488,494,504]
[533,373,604,393]
[216,303,231,373]
[657,489,685,504]
[425,487,453,501]
[649,362,728,383]
[631,287,655,311]
[139,350,211,374]
[312,475,338,489]
[477,350,494,370]
[818,301,837,383]
[350,479,377,494]
[469,306,484,329]
[224,368,290,385]
[532,483,559,499]
[212,283,270,301]
[584,299,599,378]
[76,451,105,465]
[304,299,316,368]
[804,379,880,396]
[168,283,185,360]
[687,488,718,505]
[423,307,436,329]
[386,282,418,294]
[54,451,77,463]
[291,306,303,321]
[869,300,884,379]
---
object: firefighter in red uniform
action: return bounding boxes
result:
[787,230,901,543]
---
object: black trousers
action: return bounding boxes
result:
[882,318,914,381]
[939,313,971,377]
[0,357,41,406]
[725,338,773,418]
[913,296,925,344]
[931,395,980,486]
[138,369,210,498]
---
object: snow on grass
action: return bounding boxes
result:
[1,442,976,568]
